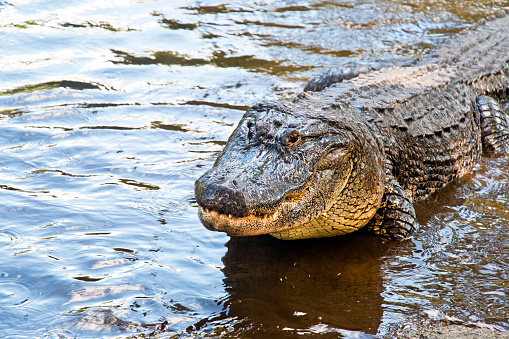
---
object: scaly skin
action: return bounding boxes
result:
[195,10,509,240]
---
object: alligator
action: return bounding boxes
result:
[195,10,509,240]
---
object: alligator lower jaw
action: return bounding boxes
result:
[198,206,286,236]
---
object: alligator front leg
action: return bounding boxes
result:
[365,180,419,240]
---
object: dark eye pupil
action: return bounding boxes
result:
[286,131,300,145]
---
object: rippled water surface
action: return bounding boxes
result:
[0,0,508,338]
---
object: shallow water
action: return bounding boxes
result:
[0,0,507,338]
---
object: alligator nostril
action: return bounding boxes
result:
[195,178,249,217]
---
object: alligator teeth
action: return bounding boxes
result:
[252,211,277,219]
[228,214,232,219]
[204,208,209,213]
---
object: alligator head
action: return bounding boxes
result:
[194,101,386,239]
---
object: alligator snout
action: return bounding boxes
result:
[195,176,250,217]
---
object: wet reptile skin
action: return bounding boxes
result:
[195,10,509,240]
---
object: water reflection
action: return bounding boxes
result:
[206,234,393,337]
[414,179,467,225]
[111,49,313,76]
[0,80,103,96]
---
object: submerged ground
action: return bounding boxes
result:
[0,0,507,338]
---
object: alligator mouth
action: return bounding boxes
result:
[200,206,278,224]
[200,207,278,222]
[198,185,311,236]
[199,205,282,236]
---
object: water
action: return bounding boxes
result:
[0,0,507,338]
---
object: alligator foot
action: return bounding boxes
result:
[477,95,509,153]
[365,180,419,240]
[304,66,377,92]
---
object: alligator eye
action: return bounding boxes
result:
[284,130,301,146]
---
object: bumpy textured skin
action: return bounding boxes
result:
[195,10,509,240]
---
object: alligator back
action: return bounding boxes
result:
[306,9,509,201]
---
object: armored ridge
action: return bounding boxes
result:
[195,10,509,240]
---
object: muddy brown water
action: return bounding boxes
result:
[0,1,507,338]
